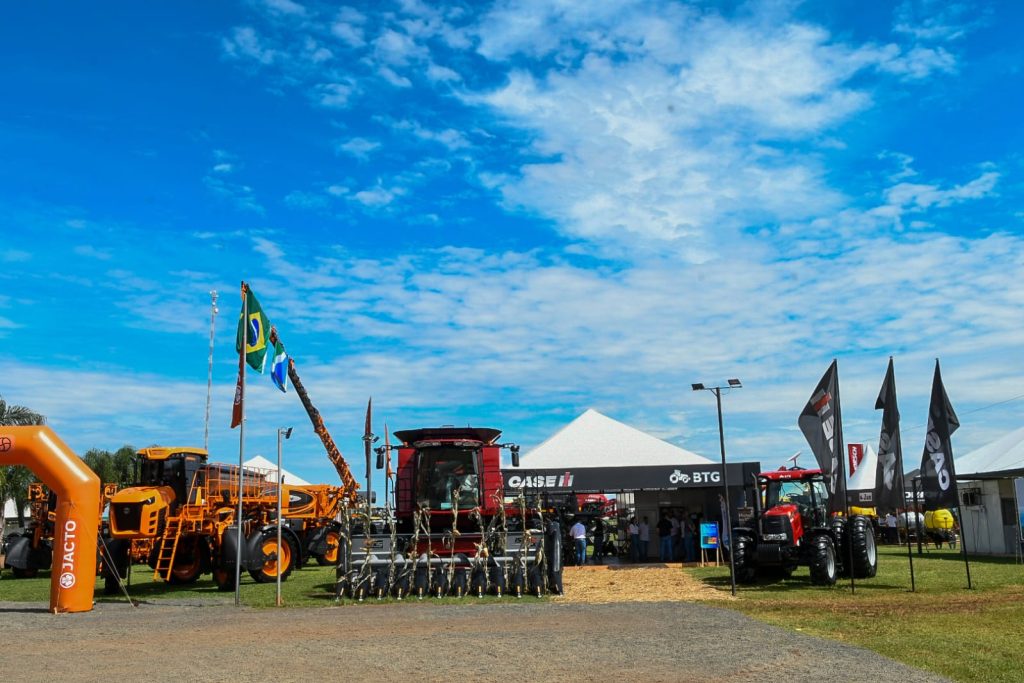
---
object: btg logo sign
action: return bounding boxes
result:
[669,469,720,485]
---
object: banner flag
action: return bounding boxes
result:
[270,336,289,393]
[230,353,244,429]
[235,285,271,373]
[848,444,865,477]
[873,357,905,514]
[798,360,847,514]
[919,359,960,511]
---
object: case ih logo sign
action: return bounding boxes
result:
[506,472,574,489]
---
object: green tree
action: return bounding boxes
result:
[82,446,137,488]
[0,395,46,531]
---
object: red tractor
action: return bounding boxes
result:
[732,468,877,586]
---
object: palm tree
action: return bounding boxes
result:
[0,395,46,531]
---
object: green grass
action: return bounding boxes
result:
[689,545,1024,683]
[0,563,543,608]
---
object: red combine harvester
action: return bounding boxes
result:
[339,426,562,600]
[732,468,877,586]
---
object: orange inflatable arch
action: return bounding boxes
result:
[1,426,99,613]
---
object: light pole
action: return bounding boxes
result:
[203,290,219,452]
[692,378,742,596]
[276,426,292,607]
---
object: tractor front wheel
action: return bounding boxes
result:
[809,534,838,586]
[212,564,236,592]
[731,535,757,584]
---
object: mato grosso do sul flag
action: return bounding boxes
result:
[873,357,905,515]
[798,360,847,515]
[919,359,960,511]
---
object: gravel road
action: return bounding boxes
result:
[0,599,948,683]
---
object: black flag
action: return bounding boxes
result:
[873,357,904,514]
[919,360,960,511]
[798,360,847,514]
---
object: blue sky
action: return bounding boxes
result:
[1,0,1022,487]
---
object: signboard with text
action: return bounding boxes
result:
[700,522,719,549]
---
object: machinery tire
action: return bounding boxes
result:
[249,529,297,583]
[316,528,340,566]
[168,537,206,585]
[848,515,878,579]
[213,564,236,592]
[731,534,757,584]
[12,567,38,579]
[829,517,849,578]
[809,534,838,586]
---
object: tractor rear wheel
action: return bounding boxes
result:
[11,567,38,579]
[809,534,838,586]
[848,516,878,578]
[731,535,757,584]
[316,528,340,566]
[249,530,297,583]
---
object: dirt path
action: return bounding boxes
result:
[0,563,949,682]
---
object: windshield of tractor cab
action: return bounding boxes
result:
[765,480,813,510]
[415,446,480,510]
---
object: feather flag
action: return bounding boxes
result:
[270,337,289,393]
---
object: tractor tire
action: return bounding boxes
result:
[848,515,878,579]
[809,534,838,586]
[731,534,757,584]
[249,529,297,583]
[829,517,849,578]
[12,567,38,579]
[315,528,341,566]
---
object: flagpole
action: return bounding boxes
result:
[834,360,855,594]
[204,290,219,453]
[235,282,247,607]
[899,456,915,592]
[956,502,973,588]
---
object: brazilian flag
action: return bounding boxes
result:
[235,285,271,373]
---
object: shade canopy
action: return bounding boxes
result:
[955,426,1024,480]
[520,408,713,469]
[244,455,312,486]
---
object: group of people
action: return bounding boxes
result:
[568,509,704,565]
[626,510,698,563]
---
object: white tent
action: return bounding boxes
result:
[3,498,29,521]
[243,455,312,486]
[955,426,1024,479]
[520,408,713,468]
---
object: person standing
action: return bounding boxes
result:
[671,511,682,561]
[682,514,696,562]
[592,517,605,565]
[628,517,640,562]
[638,516,650,562]
[657,513,673,562]
[570,518,587,566]
[885,512,898,545]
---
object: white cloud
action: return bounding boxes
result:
[352,185,404,207]
[263,0,306,17]
[73,245,112,260]
[222,26,276,65]
[335,137,381,159]
[884,170,999,212]
[315,82,353,108]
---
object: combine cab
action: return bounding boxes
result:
[732,468,877,586]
